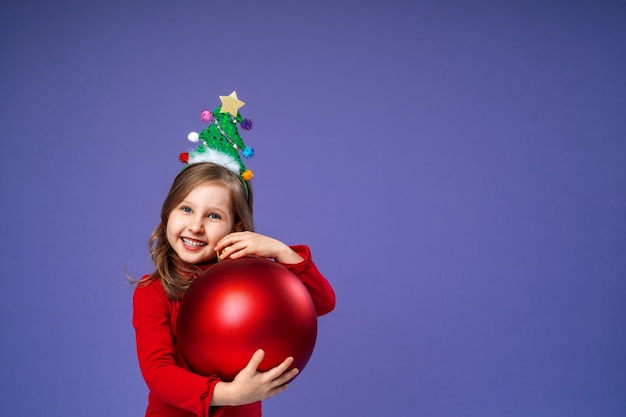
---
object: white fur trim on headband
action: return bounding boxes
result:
[188,148,241,174]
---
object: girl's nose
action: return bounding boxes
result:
[187,217,204,233]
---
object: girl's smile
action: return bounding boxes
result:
[181,237,207,249]
[166,182,239,264]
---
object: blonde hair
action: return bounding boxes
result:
[140,163,254,299]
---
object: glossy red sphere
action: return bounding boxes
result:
[177,257,317,381]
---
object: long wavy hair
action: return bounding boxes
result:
[137,163,254,299]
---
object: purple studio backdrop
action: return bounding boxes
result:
[1,1,625,416]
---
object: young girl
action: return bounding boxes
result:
[132,162,336,417]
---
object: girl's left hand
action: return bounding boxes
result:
[215,232,304,264]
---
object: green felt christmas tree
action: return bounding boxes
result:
[180,91,255,181]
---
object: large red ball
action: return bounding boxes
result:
[177,257,317,381]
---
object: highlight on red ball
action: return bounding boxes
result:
[177,257,318,381]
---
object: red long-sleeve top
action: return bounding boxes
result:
[132,245,336,417]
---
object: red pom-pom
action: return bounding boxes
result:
[179,152,189,163]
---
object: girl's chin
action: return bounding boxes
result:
[176,248,217,264]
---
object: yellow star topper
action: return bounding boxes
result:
[219,91,245,116]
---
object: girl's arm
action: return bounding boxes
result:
[216,233,336,316]
[133,280,219,416]
[278,244,336,316]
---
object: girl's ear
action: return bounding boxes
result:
[234,222,244,232]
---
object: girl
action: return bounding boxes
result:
[132,162,336,417]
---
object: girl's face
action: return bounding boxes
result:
[166,182,239,264]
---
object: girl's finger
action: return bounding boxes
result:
[243,349,265,372]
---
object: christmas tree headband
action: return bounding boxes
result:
[179,91,255,185]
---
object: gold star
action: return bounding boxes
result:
[219,91,245,116]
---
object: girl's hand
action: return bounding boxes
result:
[215,232,304,264]
[211,349,299,406]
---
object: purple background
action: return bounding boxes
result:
[1,1,625,416]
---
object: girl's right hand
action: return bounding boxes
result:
[211,349,299,406]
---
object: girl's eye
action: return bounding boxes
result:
[208,213,221,220]
[181,206,192,213]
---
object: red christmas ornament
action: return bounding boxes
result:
[177,257,317,381]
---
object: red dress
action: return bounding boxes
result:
[133,245,336,417]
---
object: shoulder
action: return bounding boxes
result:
[132,275,178,327]
[133,275,169,306]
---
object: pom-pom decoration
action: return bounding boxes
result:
[200,110,213,123]
[240,118,253,131]
[242,146,255,159]
[179,152,189,164]
[188,132,200,143]
[241,169,254,181]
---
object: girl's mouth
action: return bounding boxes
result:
[181,237,207,248]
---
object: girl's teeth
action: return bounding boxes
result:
[182,238,206,247]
